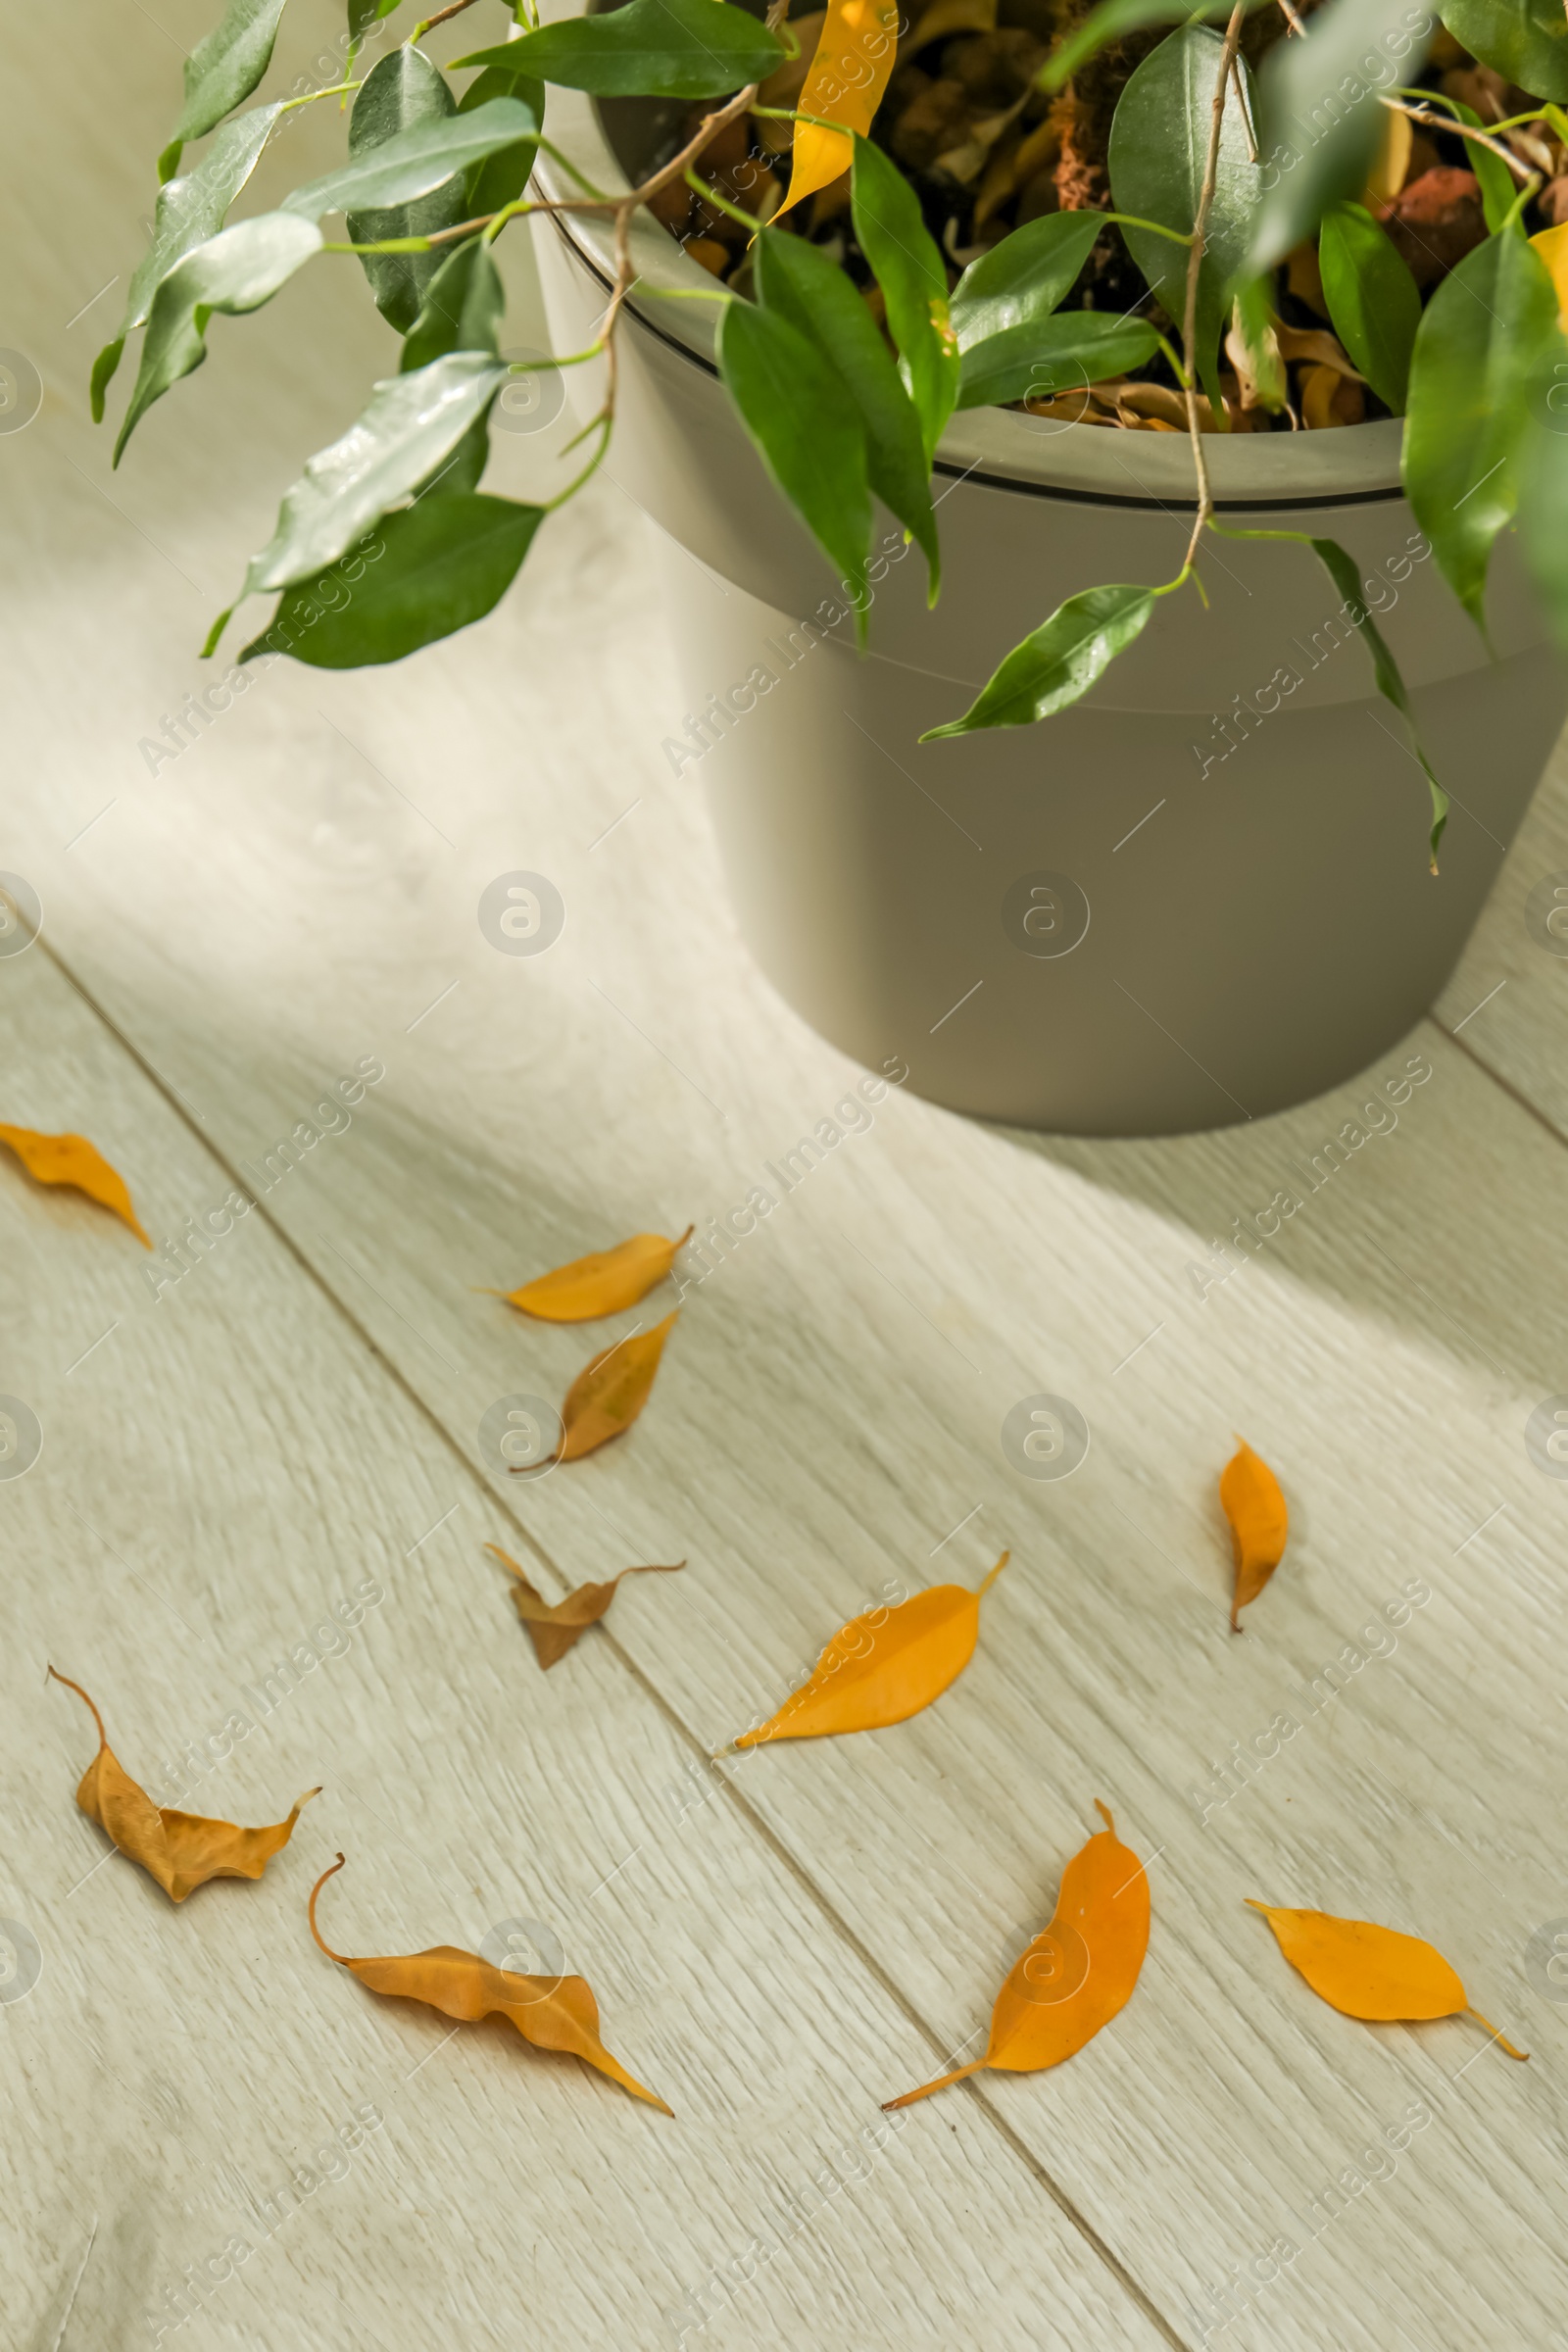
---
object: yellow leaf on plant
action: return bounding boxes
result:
[553,1309,680,1464]
[310,1855,671,2111]
[493,1226,692,1322]
[485,1542,685,1667]
[1362,102,1411,209]
[1220,1439,1287,1631]
[777,0,901,220]
[885,1802,1150,2107]
[0,1124,150,1247]
[1247,1901,1527,2058]
[49,1668,316,1902]
[735,1552,1008,1746]
[1531,221,1568,333]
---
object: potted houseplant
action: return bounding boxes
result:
[96,0,1568,1132]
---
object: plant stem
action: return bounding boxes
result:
[1383,91,1535,183]
[1181,2,1250,570]
[412,0,483,37]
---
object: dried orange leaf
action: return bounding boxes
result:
[310,1855,671,2111]
[778,0,901,220]
[1247,1900,1527,2059]
[551,1309,680,1465]
[1220,1438,1288,1631]
[886,1802,1150,2108]
[496,1226,693,1322]
[485,1542,685,1667]
[49,1667,316,1902]
[735,1552,1008,1746]
[0,1124,151,1248]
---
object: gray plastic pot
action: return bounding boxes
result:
[534,93,1568,1134]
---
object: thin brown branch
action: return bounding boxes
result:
[1276,0,1305,29]
[1181,2,1250,568]
[1380,93,1535,184]
[415,0,484,31]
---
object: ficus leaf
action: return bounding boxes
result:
[716,298,873,640]
[241,353,509,598]
[490,1225,694,1321]
[735,1553,1008,1746]
[349,0,402,41]
[400,236,506,498]
[1107,24,1260,414]
[1317,200,1420,414]
[459,64,545,219]
[1403,225,1560,638]
[950,212,1104,352]
[310,1855,672,2110]
[885,1803,1150,2107]
[1219,1438,1286,1631]
[1249,0,1436,273]
[1247,1901,1528,2057]
[485,1544,685,1668]
[852,133,960,467]
[158,0,288,182]
[455,0,785,100]
[1517,334,1568,652]
[281,95,538,220]
[1308,534,1447,869]
[0,1124,151,1247]
[921,583,1157,738]
[956,314,1160,411]
[240,494,542,667]
[95,102,280,418]
[1039,0,1268,92]
[49,1669,317,1903]
[754,226,939,602]
[347,49,466,333]
[777,0,901,222]
[113,211,323,466]
[1440,0,1568,104]
[1435,91,1516,235]
[555,1309,681,1463]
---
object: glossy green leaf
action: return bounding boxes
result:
[350,0,402,41]
[1250,0,1436,272]
[159,0,289,181]
[716,299,871,639]
[1441,0,1568,103]
[347,49,466,333]
[1108,24,1260,414]
[114,211,323,465]
[1040,0,1267,93]
[459,65,545,217]
[455,0,785,100]
[1403,225,1559,633]
[1440,92,1516,234]
[950,212,1103,352]
[241,494,542,665]
[956,313,1160,410]
[96,102,280,417]
[1518,350,1568,650]
[851,132,959,466]
[1310,536,1447,868]
[921,584,1157,737]
[753,226,938,601]
[401,237,505,498]
[243,352,508,595]
[282,96,537,220]
[1318,200,1419,412]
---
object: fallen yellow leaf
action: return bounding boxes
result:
[485,1542,685,1667]
[1248,1899,1527,2058]
[554,1310,680,1464]
[1220,1439,1288,1631]
[493,1226,692,1322]
[0,1125,150,1247]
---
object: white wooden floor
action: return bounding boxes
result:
[9,5,1568,2347]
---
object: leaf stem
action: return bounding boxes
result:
[46,1664,108,1751]
[1383,89,1535,184]
[308,1853,352,1961]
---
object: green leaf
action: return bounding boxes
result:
[1318,200,1419,412]
[715,298,872,639]
[1249,0,1436,271]
[459,65,544,217]
[346,49,466,333]
[1040,0,1267,94]
[1439,92,1516,233]
[1518,347,1568,651]
[950,212,1104,352]
[114,211,323,465]
[1309,535,1447,870]
[753,226,939,601]
[1441,0,1568,104]
[401,237,506,497]
[1403,224,1559,633]
[1230,273,1286,410]
[1108,24,1260,414]
[851,133,959,466]
[159,0,289,181]
[921,584,1157,737]
[282,95,537,220]
[241,493,542,665]
[455,0,784,100]
[243,351,509,595]
[956,313,1160,409]
[350,0,402,42]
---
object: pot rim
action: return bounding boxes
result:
[532,82,1408,513]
